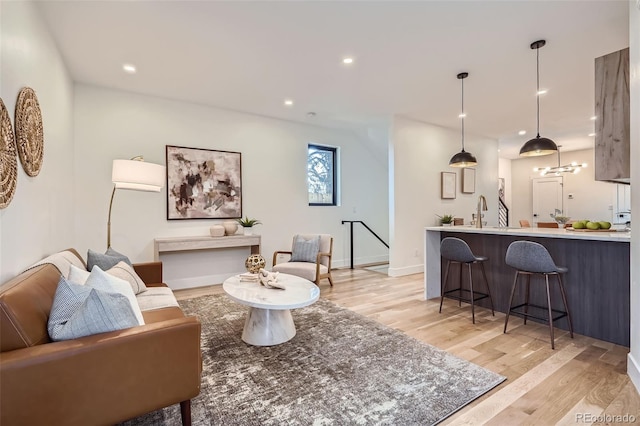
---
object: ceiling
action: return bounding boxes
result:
[36,1,630,159]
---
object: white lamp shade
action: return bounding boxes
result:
[112,159,165,192]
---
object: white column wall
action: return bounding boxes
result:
[389,115,499,277]
[628,0,640,393]
[0,1,75,282]
[73,85,389,287]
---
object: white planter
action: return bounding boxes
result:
[209,225,225,237]
[223,221,238,236]
[243,227,253,236]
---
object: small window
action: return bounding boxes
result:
[308,144,337,206]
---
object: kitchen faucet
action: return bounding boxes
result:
[476,195,487,228]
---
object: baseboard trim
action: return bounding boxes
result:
[166,273,234,290]
[628,352,640,393]
[388,264,424,277]
[332,255,389,269]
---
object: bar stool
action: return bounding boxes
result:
[504,240,574,349]
[439,237,495,324]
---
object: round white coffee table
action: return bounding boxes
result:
[223,273,320,346]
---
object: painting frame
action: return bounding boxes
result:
[462,168,476,194]
[441,172,456,199]
[166,145,242,220]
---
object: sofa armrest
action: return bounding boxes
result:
[1,317,201,425]
[133,261,163,285]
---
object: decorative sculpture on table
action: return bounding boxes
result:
[245,254,266,274]
[258,269,285,289]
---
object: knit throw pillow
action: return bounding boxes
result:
[290,235,320,263]
[47,275,141,342]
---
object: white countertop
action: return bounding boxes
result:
[425,225,630,242]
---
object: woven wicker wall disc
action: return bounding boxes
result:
[0,98,18,209]
[15,87,44,177]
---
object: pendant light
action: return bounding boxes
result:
[519,39,558,157]
[449,72,477,167]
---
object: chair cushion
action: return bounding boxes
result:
[271,262,328,282]
[290,235,320,262]
[47,276,141,342]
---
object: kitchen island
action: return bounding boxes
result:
[425,226,631,346]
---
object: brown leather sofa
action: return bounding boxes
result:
[0,249,202,426]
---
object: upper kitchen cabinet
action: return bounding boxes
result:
[595,47,630,184]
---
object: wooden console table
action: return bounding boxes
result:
[153,235,261,261]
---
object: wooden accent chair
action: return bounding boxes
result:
[519,219,531,228]
[272,234,334,286]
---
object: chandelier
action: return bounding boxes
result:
[533,146,587,176]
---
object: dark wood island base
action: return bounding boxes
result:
[426,227,630,346]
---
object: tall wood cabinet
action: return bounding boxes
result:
[594,48,630,184]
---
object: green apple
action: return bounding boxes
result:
[586,221,601,230]
[599,221,612,229]
[572,221,586,229]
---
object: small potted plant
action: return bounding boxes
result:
[437,214,454,227]
[236,216,262,235]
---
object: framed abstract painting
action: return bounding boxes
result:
[166,145,242,220]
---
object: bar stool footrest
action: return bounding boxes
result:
[509,303,568,322]
[443,288,491,304]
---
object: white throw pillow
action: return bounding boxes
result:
[84,266,145,326]
[68,264,90,285]
[69,262,147,295]
[48,277,140,341]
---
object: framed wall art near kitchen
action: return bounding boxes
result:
[166,145,242,220]
[441,172,456,199]
[462,168,476,194]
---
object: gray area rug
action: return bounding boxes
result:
[123,294,505,425]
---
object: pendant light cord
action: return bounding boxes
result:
[461,76,465,151]
[536,45,541,138]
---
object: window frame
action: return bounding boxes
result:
[307,144,338,206]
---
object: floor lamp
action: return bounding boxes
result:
[108,156,165,249]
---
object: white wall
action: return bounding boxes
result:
[389,116,499,277]
[628,0,640,394]
[510,148,617,225]
[0,1,75,283]
[73,85,389,288]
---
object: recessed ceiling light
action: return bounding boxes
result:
[537,89,548,95]
[284,99,294,106]
[122,64,136,74]
[590,116,597,121]
[342,57,354,64]
[458,113,466,118]
[518,130,527,136]
[588,132,596,137]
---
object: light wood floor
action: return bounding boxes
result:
[175,268,640,425]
